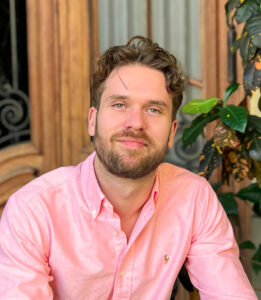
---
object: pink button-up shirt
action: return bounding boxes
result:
[0,152,257,299]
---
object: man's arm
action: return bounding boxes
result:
[0,195,53,299]
[186,181,257,300]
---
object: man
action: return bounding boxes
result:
[0,36,257,299]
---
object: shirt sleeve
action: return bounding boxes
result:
[185,180,258,300]
[0,195,53,300]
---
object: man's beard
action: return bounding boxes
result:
[93,122,169,179]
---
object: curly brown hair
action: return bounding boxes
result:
[91,36,184,120]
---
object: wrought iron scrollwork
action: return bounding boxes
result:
[0,83,30,146]
[0,0,30,149]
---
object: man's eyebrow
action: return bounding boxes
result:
[148,100,169,109]
[107,94,129,100]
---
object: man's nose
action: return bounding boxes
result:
[124,108,145,131]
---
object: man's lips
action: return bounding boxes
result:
[116,138,148,148]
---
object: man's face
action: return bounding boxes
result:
[88,64,178,179]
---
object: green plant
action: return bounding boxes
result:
[182,84,261,183]
[181,83,261,274]
[226,0,261,100]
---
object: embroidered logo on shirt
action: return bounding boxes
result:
[164,254,169,264]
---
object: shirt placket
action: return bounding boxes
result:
[112,245,134,300]
[106,206,135,300]
[101,186,157,300]
[111,201,156,300]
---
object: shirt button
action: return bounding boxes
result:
[113,231,117,237]
[120,271,125,277]
[91,210,96,217]
[104,202,108,208]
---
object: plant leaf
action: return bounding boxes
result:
[218,192,238,215]
[244,50,261,95]
[228,147,253,181]
[237,183,261,203]
[245,15,261,36]
[235,0,261,24]
[239,240,256,250]
[240,31,257,64]
[198,138,222,180]
[225,0,243,24]
[182,112,219,147]
[181,98,219,114]
[247,115,261,133]
[231,35,242,53]
[253,202,261,216]
[252,244,261,275]
[249,135,261,161]
[252,33,261,47]
[223,83,240,104]
[213,122,241,148]
[220,105,247,133]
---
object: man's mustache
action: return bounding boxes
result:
[111,130,151,144]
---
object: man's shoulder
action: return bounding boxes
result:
[157,162,211,198]
[11,152,96,204]
[9,152,94,210]
[156,163,214,212]
[158,162,206,185]
[1,153,96,231]
[11,164,80,202]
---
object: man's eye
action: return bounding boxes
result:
[148,107,161,114]
[113,103,125,109]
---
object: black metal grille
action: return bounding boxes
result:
[0,0,30,149]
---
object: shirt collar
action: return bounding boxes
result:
[80,151,160,219]
[148,172,159,208]
[80,152,105,219]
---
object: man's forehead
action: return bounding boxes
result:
[105,64,167,89]
[100,65,172,107]
[107,68,128,90]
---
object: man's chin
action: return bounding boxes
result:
[108,164,155,179]
[95,140,167,179]
[114,144,149,155]
[114,157,144,170]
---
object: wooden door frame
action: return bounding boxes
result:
[27,0,93,167]
[0,0,93,211]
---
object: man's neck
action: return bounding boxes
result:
[93,156,157,238]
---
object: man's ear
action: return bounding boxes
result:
[88,107,97,137]
[168,120,178,148]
